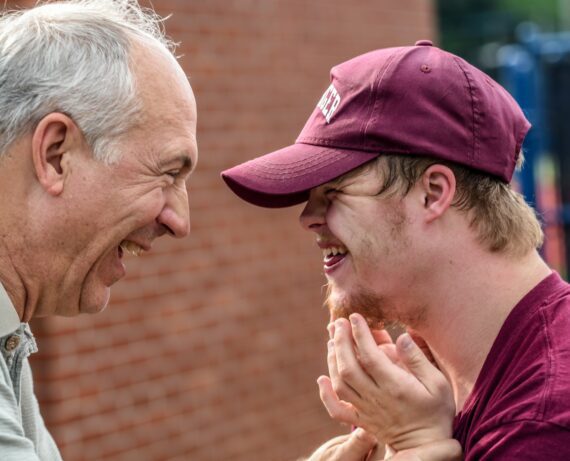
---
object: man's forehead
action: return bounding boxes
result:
[305,160,387,200]
[328,160,380,187]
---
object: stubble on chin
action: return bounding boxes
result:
[325,282,392,329]
[324,282,427,330]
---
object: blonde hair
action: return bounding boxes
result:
[371,154,544,257]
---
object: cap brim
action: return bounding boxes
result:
[221,143,380,208]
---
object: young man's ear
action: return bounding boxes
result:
[420,164,456,223]
[31,112,83,196]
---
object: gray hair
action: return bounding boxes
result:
[0,0,175,163]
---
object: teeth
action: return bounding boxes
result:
[322,246,348,258]
[120,241,144,257]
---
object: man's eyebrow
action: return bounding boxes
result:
[336,163,372,185]
[159,153,193,171]
[326,177,344,188]
[329,175,353,189]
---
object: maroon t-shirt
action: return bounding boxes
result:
[453,272,570,459]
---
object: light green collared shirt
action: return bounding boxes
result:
[0,282,62,460]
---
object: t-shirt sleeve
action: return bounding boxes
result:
[465,419,570,460]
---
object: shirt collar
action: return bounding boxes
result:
[0,282,21,336]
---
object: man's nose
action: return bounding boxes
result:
[157,186,191,238]
[299,188,327,232]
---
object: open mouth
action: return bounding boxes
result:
[119,240,145,258]
[322,245,348,270]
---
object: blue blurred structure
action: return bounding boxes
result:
[496,23,570,274]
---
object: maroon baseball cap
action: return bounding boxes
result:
[221,40,531,208]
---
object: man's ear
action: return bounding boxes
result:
[31,112,83,196]
[420,164,456,223]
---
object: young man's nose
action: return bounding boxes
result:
[299,188,327,232]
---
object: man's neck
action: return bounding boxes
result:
[0,146,46,322]
[0,212,37,322]
[0,253,25,321]
[413,250,551,412]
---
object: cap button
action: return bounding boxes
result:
[415,40,433,46]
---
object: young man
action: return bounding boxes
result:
[0,1,196,457]
[222,41,570,459]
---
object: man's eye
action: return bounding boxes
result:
[166,170,180,178]
[324,187,340,196]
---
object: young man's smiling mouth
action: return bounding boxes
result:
[319,242,349,273]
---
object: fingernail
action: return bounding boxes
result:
[349,314,359,326]
[399,333,413,350]
[327,339,334,350]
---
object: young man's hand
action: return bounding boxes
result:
[304,428,379,461]
[303,430,461,461]
[389,439,462,461]
[319,313,456,453]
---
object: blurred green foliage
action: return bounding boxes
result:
[438,0,561,63]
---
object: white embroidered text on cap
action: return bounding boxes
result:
[317,83,341,123]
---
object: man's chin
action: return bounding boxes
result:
[325,284,390,328]
[79,286,111,315]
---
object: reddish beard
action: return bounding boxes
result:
[324,282,427,330]
[325,282,392,329]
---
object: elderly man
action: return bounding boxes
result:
[0,0,196,458]
[222,41,570,459]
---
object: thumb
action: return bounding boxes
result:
[396,333,443,393]
[338,428,377,460]
[406,328,436,365]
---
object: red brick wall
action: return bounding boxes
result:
[6,1,436,460]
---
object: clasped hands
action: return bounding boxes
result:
[309,313,461,461]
